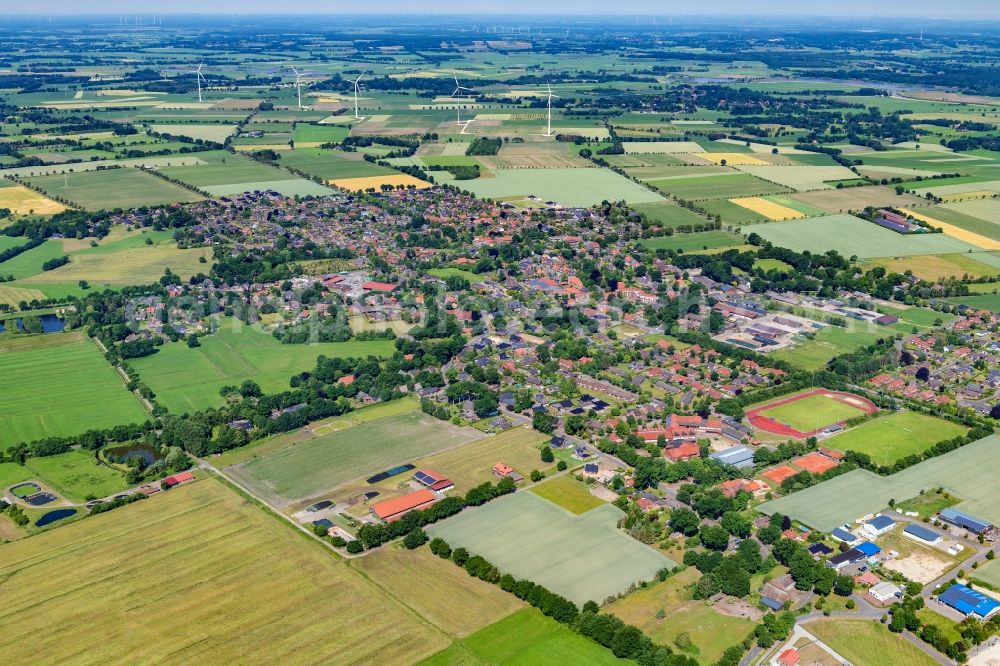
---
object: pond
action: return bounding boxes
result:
[35,508,76,527]
[0,314,65,334]
[25,492,57,506]
[104,442,163,466]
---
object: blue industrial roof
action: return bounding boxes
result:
[867,515,895,530]
[832,527,856,542]
[856,541,881,557]
[940,508,991,534]
[904,524,941,542]
[940,584,1000,618]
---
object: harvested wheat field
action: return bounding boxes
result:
[899,208,1000,250]
[329,174,432,191]
[690,152,770,166]
[0,185,67,214]
[730,196,806,220]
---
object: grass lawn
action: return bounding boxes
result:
[352,545,524,639]
[23,448,127,501]
[895,490,961,519]
[212,396,419,467]
[607,568,754,663]
[0,477,449,665]
[420,607,632,666]
[826,412,968,466]
[970,558,1000,589]
[754,258,793,272]
[427,267,488,282]
[916,608,964,644]
[0,332,148,448]
[529,474,606,514]
[942,293,1000,313]
[808,619,937,666]
[639,230,744,253]
[25,168,205,210]
[769,325,883,371]
[760,433,1000,532]
[0,462,34,490]
[129,317,395,413]
[758,394,870,433]
[428,492,675,606]
[226,411,486,506]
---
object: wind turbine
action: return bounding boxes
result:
[194,63,206,103]
[544,84,559,137]
[351,73,366,120]
[290,66,305,110]
[451,75,475,124]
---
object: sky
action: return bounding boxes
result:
[5,1,1000,18]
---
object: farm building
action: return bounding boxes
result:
[904,524,944,545]
[938,584,1000,620]
[492,462,514,478]
[369,489,439,523]
[860,515,896,539]
[831,527,859,544]
[161,471,195,489]
[939,508,992,535]
[709,445,756,469]
[869,582,902,603]
[412,469,454,492]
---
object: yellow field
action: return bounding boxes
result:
[691,152,770,166]
[20,244,213,285]
[232,144,293,151]
[730,196,805,220]
[900,208,1000,250]
[0,477,448,665]
[329,174,432,191]
[0,285,48,307]
[0,185,67,215]
[938,191,996,203]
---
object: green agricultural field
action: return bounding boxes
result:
[643,172,788,200]
[639,230,744,252]
[0,332,148,448]
[159,152,300,187]
[149,123,237,143]
[445,167,665,207]
[942,293,1000,312]
[699,198,770,225]
[0,462,34,490]
[130,317,394,413]
[0,239,68,279]
[826,412,968,466]
[923,204,1000,243]
[629,201,711,228]
[760,433,1000,532]
[607,568,753,664]
[23,449,128,501]
[752,214,977,258]
[969,558,1000,589]
[0,478,450,665]
[277,149,398,180]
[292,123,350,144]
[25,168,205,210]
[808,620,937,666]
[226,411,486,506]
[768,325,882,371]
[529,475,606,514]
[734,165,858,191]
[428,492,676,606]
[757,393,870,433]
[420,608,631,666]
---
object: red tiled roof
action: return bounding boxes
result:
[370,489,438,522]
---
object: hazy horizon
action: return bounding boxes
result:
[3,1,1000,19]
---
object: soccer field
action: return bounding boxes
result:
[752,214,979,258]
[427,492,676,605]
[129,317,395,413]
[226,411,486,506]
[758,393,870,433]
[0,478,449,665]
[825,412,968,467]
[0,332,148,447]
[760,433,1000,531]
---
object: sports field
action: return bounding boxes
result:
[825,412,968,466]
[0,332,147,447]
[129,317,394,413]
[748,388,876,438]
[0,478,450,665]
[23,448,128,501]
[0,184,67,215]
[751,214,978,258]
[760,433,1000,531]
[226,411,486,506]
[427,492,676,605]
[448,167,665,207]
[25,168,205,210]
[807,620,937,666]
[420,607,630,666]
[607,568,754,663]
[529,475,606,514]
[352,546,523,638]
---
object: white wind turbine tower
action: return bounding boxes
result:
[351,73,366,120]
[194,63,206,103]
[544,84,560,136]
[452,75,475,124]
[290,66,305,110]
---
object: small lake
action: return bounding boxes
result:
[105,443,163,466]
[0,314,65,334]
[35,508,76,527]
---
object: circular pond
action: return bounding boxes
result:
[35,508,77,527]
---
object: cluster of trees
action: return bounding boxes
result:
[354,477,514,550]
[465,137,503,156]
[426,536,701,665]
[40,255,69,271]
[687,538,769,600]
[890,595,967,661]
[0,499,28,526]
[771,532,855,597]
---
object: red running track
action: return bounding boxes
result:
[745,388,877,439]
